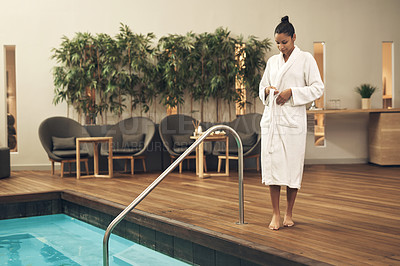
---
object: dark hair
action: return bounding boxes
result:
[274,16,295,37]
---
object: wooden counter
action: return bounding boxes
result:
[307,108,400,114]
[369,112,400,165]
[307,108,400,165]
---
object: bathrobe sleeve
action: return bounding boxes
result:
[290,52,324,106]
[259,61,271,106]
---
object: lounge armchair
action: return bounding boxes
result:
[213,113,261,172]
[101,117,155,175]
[38,116,90,177]
[159,114,208,173]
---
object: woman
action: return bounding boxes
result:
[259,16,324,230]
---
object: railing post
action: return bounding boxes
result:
[231,129,244,225]
[103,125,245,265]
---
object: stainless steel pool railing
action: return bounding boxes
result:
[103,125,244,266]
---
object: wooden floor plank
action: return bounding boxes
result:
[1,164,400,265]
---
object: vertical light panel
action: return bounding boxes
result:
[313,42,325,147]
[382,42,393,109]
[235,43,246,116]
[5,45,17,152]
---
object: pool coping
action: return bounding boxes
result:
[0,190,329,266]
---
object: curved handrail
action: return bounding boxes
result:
[103,125,244,266]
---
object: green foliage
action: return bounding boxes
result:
[51,25,271,123]
[52,32,98,123]
[157,32,195,109]
[189,32,213,102]
[242,36,272,99]
[52,24,156,123]
[355,84,377,98]
[115,24,156,117]
[188,28,271,121]
[208,28,238,104]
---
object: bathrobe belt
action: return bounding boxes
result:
[266,89,278,154]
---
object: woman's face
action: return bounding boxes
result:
[274,33,296,56]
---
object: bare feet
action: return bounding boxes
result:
[283,215,295,227]
[269,214,281,230]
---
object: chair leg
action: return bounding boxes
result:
[217,157,222,173]
[85,160,89,175]
[179,162,182,173]
[256,155,260,171]
[77,161,80,175]
[131,157,134,175]
[142,158,147,172]
[51,160,55,175]
[204,156,207,172]
[61,162,65,178]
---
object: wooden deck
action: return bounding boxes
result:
[1,164,399,265]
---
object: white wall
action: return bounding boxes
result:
[0,0,399,169]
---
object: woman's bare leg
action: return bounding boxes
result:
[284,187,298,227]
[269,185,281,230]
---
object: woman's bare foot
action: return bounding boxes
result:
[283,215,295,227]
[269,214,281,230]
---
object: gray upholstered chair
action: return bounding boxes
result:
[159,114,208,173]
[101,117,155,175]
[38,116,90,177]
[213,113,262,172]
[0,147,10,179]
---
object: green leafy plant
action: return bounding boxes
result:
[92,32,115,124]
[52,32,98,124]
[157,32,195,112]
[208,27,238,122]
[355,84,377,98]
[189,32,214,121]
[114,24,156,118]
[52,25,271,124]
[242,36,272,112]
[52,24,156,124]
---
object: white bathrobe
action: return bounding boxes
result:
[259,46,324,188]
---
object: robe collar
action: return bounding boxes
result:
[273,45,301,90]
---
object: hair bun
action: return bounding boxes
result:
[281,16,289,23]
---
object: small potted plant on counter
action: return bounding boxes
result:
[355,83,377,109]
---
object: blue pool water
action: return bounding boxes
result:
[0,214,189,266]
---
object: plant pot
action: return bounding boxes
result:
[361,98,371,109]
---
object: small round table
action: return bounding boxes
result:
[190,134,229,178]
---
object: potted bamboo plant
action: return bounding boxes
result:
[115,24,156,118]
[242,36,272,113]
[157,33,195,114]
[52,25,157,124]
[52,32,99,124]
[209,27,238,122]
[355,84,377,109]
[189,32,213,122]
[52,25,273,123]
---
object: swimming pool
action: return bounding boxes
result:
[0,214,189,266]
[0,190,307,265]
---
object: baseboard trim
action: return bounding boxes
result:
[12,158,369,171]
[11,164,55,171]
[304,158,368,165]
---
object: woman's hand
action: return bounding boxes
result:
[276,88,292,105]
[265,86,278,95]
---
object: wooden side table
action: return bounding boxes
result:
[191,134,229,178]
[76,137,113,179]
